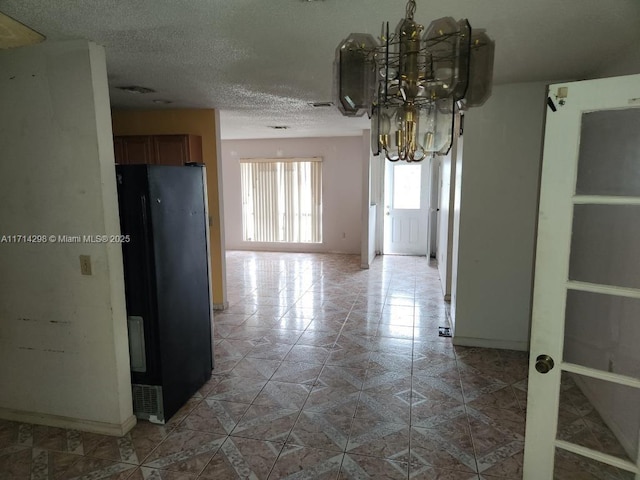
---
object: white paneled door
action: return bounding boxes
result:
[523,74,640,479]
[383,160,430,255]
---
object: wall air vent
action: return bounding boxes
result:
[308,102,334,107]
[132,384,165,424]
[116,85,156,94]
[270,126,290,130]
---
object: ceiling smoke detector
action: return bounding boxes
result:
[116,85,156,94]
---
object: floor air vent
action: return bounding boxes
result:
[132,384,165,424]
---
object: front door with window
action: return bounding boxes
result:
[523,74,640,479]
[383,161,429,255]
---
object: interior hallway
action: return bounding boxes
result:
[0,252,631,479]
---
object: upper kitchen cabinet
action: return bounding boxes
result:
[114,134,203,166]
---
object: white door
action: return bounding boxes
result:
[523,74,640,479]
[383,160,430,255]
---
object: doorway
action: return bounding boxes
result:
[382,160,430,255]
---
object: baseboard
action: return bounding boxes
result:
[0,407,137,436]
[212,302,228,311]
[452,335,529,352]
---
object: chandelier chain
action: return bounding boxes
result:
[405,0,417,19]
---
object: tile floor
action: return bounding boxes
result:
[0,252,634,479]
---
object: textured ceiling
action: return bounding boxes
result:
[1,0,639,139]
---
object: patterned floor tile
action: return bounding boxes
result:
[553,448,635,480]
[228,357,281,380]
[246,343,294,361]
[316,366,367,390]
[226,326,274,342]
[367,337,414,355]
[339,453,408,479]
[206,376,267,404]
[165,397,203,429]
[458,365,509,403]
[466,385,521,413]
[84,421,170,464]
[142,429,225,474]
[260,329,305,345]
[178,399,250,435]
[55,456,138,480]
[355,391,411,425]
[252,381,312,409]
[7,252,633,480]
[268,445,343,480]
[214,313,253,326]
[287,411,353,452]
[325,349,371,368]
[375,324,414,340]
[0,445,33,480]
[303,386,361,417]
[0,420,24,448]
[128,466,198,479]
[231,405,299,443]
[410,464,481,480]
[346,419,410,461]
[296,330,340,348]
[285,345,332,364]
[410,425,477,474]
[199,436,281,480]
[362,368,412,395]
[271,361,324,385]
[466,406,525,476]
[367,352,413,371]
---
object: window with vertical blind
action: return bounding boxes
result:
[240,157,322,243]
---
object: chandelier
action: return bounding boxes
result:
[335,0,494,162]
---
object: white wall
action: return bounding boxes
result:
[449,127,464,329]
[437,114,461,302]
[452,82,547,351]
[0,41,134,435]
[221,136,364,254]
[360,130,377,268]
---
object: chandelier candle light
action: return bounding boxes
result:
[335,0,495,162]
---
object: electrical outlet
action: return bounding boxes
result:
[80,255,92,275]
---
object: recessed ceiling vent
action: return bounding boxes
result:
[117,86,156,94]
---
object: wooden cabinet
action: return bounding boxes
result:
[114,134,202,166]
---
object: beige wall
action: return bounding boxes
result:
[0,40,134,435]
[221,136,364,254]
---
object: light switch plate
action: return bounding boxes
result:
[80,255,92,275]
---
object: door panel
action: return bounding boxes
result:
[564,290,640,380]
[383,162,429,255]
[576,109,640,197]
[523,75,640,479]
[569,204,640,289]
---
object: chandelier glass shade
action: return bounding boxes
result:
[335,0,495,162]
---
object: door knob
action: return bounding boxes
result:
[535,354,555,374]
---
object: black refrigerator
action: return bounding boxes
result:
[116,164,213,424]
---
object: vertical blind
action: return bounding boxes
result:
[240,157,322,243]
